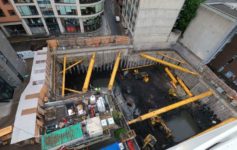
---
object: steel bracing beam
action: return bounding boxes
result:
[128,90,213,125]
[82,53,96,92]
[177,77,193,97]
[165,67,178,84]
[65,88,82,94]
[59,59,83,73]
[108,52,121,91]
[140,53,198,76]
[156,52,186,64]
[61,55,67,97]
[122,64,155,71]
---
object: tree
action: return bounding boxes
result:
[175,0,204,32]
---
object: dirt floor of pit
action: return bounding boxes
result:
[63,64,221,149]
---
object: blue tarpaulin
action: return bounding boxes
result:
[100,142,120,150]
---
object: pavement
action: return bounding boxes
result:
[104,0,123,35]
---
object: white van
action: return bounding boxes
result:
[17,50,34,59]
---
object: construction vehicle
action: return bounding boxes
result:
[150,115,172,138]
[169,88,177,97]
[133,69,150,83]
[142,134,157,150]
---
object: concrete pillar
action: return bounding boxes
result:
[41,18,50,35]
[76,0,84,33]
[21,19,32,35]
[0,26,10,37]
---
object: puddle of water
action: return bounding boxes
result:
[166,110,200,143]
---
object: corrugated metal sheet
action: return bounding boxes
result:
[41,123,83,150]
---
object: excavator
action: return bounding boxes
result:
[133,69,150,83]
[150,115,172,138]
[142,134,157,150]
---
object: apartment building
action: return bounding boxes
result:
[5,0,105,36]
[122,0,185,50]
[0,0,28,37]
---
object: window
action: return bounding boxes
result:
[14,0,33,3]
[56,6,77,15]
[225,71,234,79]
[8,10,16,16]
[32,80,44,85]
[36,60,46,64]
[34,69,45,73]
[55,0,75,3]
[17,6,38,16]
[2,0,9,4]
[0,9,5,17]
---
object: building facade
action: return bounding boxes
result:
[0,0,28,37]
[5,0,105,36]
[0,30,26,85]
[122,0,184,50]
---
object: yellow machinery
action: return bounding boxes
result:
[108,52,121,91]
[169,88,177,97]
[177,77,193,97]
[133,69,150,83]
[82,53,96,92]
[151,115,172,138]
[61,55,67,97]
[128,90,213,125]
[140,53,198,76]
[142,134,157,149]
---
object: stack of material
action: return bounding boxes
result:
[86,117,103,137]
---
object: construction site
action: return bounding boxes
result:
[1,35,237,150]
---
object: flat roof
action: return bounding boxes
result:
[11,48,48,144]
[41,123,83,150]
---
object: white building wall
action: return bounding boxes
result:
[180,4,236,63]
[133,0,185,50]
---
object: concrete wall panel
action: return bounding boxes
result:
[180,5,235,62]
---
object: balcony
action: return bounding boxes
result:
[79,0,101,4]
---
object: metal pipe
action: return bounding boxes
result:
[122,64,155,71]
[128,90,213,125]
[165,67,178,84]
[59,59,83,73]
[108,52,121,91]
[156,52,186,64]
[177,77,193,97]
[65,88,83,94]
[140,53,199,76]
[61,55,67,97]
[82,53,96,92]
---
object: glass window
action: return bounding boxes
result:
[37,0,54,16]
[14,0,33,3]
[0,77,14,102]
[8,10,16,16]
[79,0,100,4]
[2,0,9,4]
[55,0,75,4]
[81,4,103,16]
[61,18,80,33]
[17,6,38,16]
[56,6,77,15]
[83,15,102,32]
[0,9,5,17]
